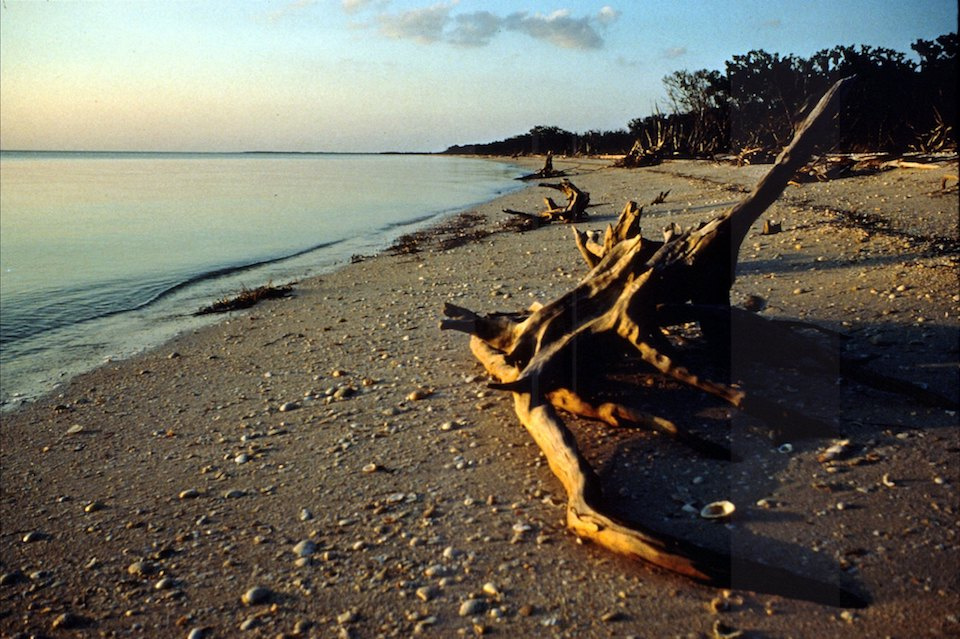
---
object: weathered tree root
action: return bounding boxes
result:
[470,337,867,608]
[442,78,880,607]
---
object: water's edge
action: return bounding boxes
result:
[0,156,526,410]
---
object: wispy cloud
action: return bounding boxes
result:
[377,2,454,44]
[447,11,502,47]
[360,3,620,50]
[663,46,687,59]
[761,18,782,29]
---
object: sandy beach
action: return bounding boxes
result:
[2,156,958,638]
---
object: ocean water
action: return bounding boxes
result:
[0,152,522,407]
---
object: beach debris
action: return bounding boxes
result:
[195,282,293,315]
[881,473,896,488]
[712,619,744,639]
[700,501,736,520]
[649,189,671,205]
[502,178,590,224]
[442,77,892,609]
[278,401,301,412]
[761,219,782,235]
[65,424,84,435]
[818,439,852,463]
[614,135,664,168]
[515,152,566,181]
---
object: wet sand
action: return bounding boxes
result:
[2,156,958,638]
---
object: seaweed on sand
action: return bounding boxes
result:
[195,282,294,315]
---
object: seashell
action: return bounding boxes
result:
[777,443,793,454]
[817,439,851,463]
[700,501,735,520]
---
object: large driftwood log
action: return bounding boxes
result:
[443,77,879,607]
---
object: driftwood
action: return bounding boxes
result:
[503,178,590,224]
[614,138,663,168]
[516,151,567,181]
[443,77,885,607]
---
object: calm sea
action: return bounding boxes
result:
[0,152,522,407]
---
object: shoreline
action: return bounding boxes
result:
[2,157,958,638]
[0,155,528,411]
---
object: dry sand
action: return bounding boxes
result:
[2,156,958,638]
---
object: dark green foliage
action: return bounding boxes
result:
[445,34,957,157]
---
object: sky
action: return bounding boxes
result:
[0,0,956,153]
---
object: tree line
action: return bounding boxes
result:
[443,33,956,158]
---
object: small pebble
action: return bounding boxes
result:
[416,586,436,602]
[84,501,106,513]
[337,610,357,624]
[187,627,210,639]
[241,585,272,605]
[459,598,485,617]
[127,561,158,577]
[361,463,379,473]
[155,577,177,590]
[224,489,246,499]
[279,401,300,412]
[66,424,84,435]
[178,489,200,500]
[21,531,47,543]
[293,540,317,557]
[482,582,500,597]
[51,612,83,629]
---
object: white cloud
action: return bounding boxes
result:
[378,2,455,44]
[447,11,502,47]
[502,10,604,50]
[663,46,688,58]
[597,6,620,26]
[357,3,619,51]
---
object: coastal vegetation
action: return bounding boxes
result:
[443,33,957,157]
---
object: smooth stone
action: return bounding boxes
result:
[415,586,436,602]
[241,585,272,605]
[127,561,158,576]
[21,531,47,543]
[279,401,300,412]
[293,540,317,557]
[178,489,201,500]
[51,612,83,629]
[459,599,485,617]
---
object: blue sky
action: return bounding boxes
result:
[0,0,956,152]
